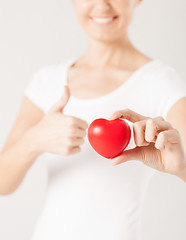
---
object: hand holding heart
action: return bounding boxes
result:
[108,108,186,177]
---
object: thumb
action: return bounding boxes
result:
[110,146,145,165]
[48,85,71,114]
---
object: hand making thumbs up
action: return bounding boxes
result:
[47,85,71,114]
[27,85,89,156]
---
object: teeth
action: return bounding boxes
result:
[92,17,114,24]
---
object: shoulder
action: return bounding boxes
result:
[24,57,75,114]
[155,59,184,79]
[158,60,186,89]
[35,58,71,80]
[153,60,186,119]
[145,59,186,88]
[138,59,186,119]
[29,57,77,91]
[146,59,177,77]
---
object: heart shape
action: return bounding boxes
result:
[88,118,131,159]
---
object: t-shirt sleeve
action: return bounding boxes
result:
[158,67,186,120]
[24,69,47,113]
[24,63,68,114]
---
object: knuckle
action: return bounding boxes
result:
[114,110,122,117]
[134,135,144,147]
[173,128,179,135]
[147,119,157,130]
[83,131,86,137]
[143,141,150,146]
[111,112,117,118]
[159,131,166,140]
[66,146,72,154]
[136,141,143,147]
[67,136,74,145]
[133,121,141,129]
[168,122,173,128]
[70,117,76,126]
[112,111,117,115]
[140,139,149,146]
[124,108,131,116]
[70,122,77,129]
[63,147,70,155]
[147,118,154,125]
[167,143,174,152]
[76,146,81,152]
[80,138,85,145]
[70,127,77,135]
[144,133,151,142]
[77,138,84,145]
[156,116,165,121]
[125,108,130,112]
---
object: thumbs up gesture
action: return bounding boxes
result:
[29,85,89,156]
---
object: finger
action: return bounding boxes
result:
[110,146,145,165]
[69,146,81,154]
[155,128,180,150]
[70,127,87,138]
[133,119,150,146]
[48,86,70,114]
[109,108,149,123]
[133,116,172,146]
[145,117,172,143]
[68,136,85,147]
[72,117,89,130]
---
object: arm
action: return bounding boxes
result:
[166,97,186,182]
[0,96,44,195]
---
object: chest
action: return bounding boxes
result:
[67,67,133,99]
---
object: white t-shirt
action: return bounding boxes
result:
[24,56,186,240]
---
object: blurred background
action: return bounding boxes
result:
[0,0,186,239]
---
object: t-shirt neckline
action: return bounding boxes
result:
[63,56,159,104]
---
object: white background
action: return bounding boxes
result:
[0,0,186,239]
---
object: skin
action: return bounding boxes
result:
[0,86,88,195]
[69,0,186,182]
[69,0,151,98]
[0,0,185,195]
[109,109,186,182]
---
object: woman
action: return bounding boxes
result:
[0,0,186,239]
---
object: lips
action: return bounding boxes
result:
[90,16,118,25]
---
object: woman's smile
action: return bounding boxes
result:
[89,16,118,26]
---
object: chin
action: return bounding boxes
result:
[89,31,123,43]
[94,36,118,44]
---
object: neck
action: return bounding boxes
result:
[80,34,138,68]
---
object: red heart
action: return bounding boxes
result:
[88,118,131,159]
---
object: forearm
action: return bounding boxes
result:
[174,165,186,183]
[0,134,42,195]
[173,151,186,182]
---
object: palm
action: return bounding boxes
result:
[109,109,186,176]
[137,143,164,172]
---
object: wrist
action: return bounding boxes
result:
[174,160,186,183]
[22,128,43,157]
